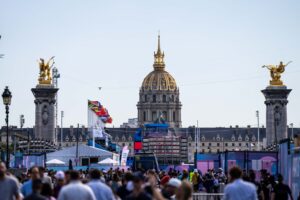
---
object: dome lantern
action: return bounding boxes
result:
[153,34,165,71]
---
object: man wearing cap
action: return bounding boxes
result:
[161,178,182,200]
[53,171,65,198]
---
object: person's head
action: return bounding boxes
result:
[32,179,43,194]
[41,183,53,197]
[166,178,181,196]
[249,170,256,182]
[89,169,101,180]
[64,170,71,183]
[176,181,192,200]
[30,166,40,180]
[160,175,170,188]
[132,171,145,191]
[0,162,7,179]
[229,167,242,182]
[55,171,65,185]
[112,173,119,182]
[123,172,133,185]
[277,174,283,183]
[69,170,80,181]
[38,167,46,177]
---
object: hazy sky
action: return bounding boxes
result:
[0,1,300,129]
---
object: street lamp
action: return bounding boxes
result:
[2,86,12,169]
[290,123,294,140]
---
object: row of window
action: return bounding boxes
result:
[189,148,257,153]
[143,94,175,103]
[143,111,176,121]
[189,136,256,142]
[189,142,256,147]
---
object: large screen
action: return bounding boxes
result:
[134,142,142,150]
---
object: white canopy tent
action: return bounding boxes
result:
[46,159,65,165]
[98,158,118,165]
[47,144,113,165]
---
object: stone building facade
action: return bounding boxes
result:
[137,36,182,128]
[1,126,298,164]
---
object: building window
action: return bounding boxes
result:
[153,95,156,102]
[202,143,205,146]
[232,143,235,146]
[163,95,166,102]
[209,143,211,146]
[225,143,228,147]
[217,143,220,147]
[152,111,157,121]
[239,143,242,146]
[173,111,176,121]
[143,111,146,121]
[188,143,191,146]
[144,95,148,102]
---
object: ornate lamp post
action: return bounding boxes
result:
[2,86,12,169]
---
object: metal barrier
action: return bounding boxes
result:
[192,193,224,200]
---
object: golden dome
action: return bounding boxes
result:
[142,70,177,91]
[141,35,177,91]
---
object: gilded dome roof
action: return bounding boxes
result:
[142,70,177,91]
[141,35,177,91]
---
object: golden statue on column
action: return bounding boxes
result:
[38,56,55,85]
[262,61,292,86]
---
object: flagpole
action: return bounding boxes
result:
[93,130,95,148]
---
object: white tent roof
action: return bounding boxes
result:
[47,144,113,164]
[98,158,118,164]
[46,159,65,165]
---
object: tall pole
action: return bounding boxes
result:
[197,120,199,153]
[5,105,9,169]
[60,111,64,149]
[256,111,260,151]
[76,123,79,166]
[52,67,60,144]
[27,128,29,154]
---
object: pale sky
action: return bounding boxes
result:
[0,1,300,128]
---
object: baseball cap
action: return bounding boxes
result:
[160,175,170,186]
[167,178,181,188]
[55,171,65,180]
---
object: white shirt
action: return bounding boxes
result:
[222,179,257,200]
[87,180,115,200]
[58,181,96,200]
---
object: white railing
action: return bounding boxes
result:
[192,193,224,200]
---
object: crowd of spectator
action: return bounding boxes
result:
[0,161,297,200]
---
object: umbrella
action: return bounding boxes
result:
[98,158,118,165]
[46,159,65,165]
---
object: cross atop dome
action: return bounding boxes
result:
[153,34,165,70]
